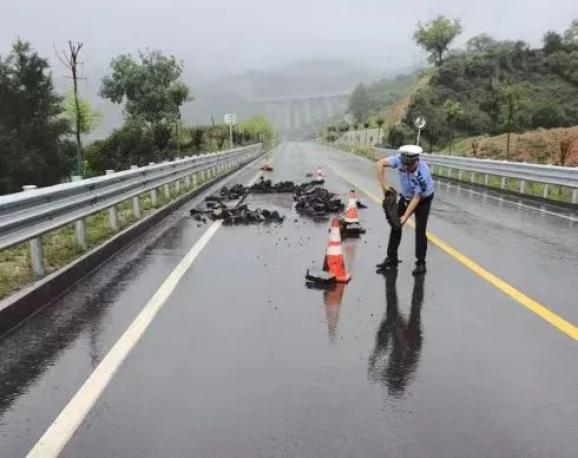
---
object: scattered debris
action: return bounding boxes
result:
[250,178,296,194]
[294,182,344,220]
[305,269,336,289]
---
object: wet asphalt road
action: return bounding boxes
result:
[1,142,577,457]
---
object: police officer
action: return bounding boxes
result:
[375,145,434,275]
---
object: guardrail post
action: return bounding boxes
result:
[484,174,489,186]
[163,183,171,200]
[21,185,46,276]
[185,176,191,189]
[70,176,88,250]
[519,180,526,194]
[471,172,476,184]
[175,179,181,194]
[192,173,198,188]
[572,189,577,205]
[543,184,549,199]
[500,177,506,190]
[105,170,119,231]
[129,166,142,218]
[458,170,463,181]
[28,237,45,278]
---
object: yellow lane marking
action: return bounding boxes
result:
[334,170,578,341]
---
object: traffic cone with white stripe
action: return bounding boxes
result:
[343,190,360,224]
[262,158,273,171]
[340,190,365,238]
[323,218,351,283]
[313,166,325,184]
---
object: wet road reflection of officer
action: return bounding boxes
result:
[368,270,424,398]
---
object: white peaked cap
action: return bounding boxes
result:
[399,144,423,155]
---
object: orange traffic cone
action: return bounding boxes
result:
[313,166,324,183]
[343,190,360,224]
[262,159,273,171]
[323,218,351,283]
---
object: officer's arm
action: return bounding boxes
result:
[375,157,391,194]
[401,194,421,225]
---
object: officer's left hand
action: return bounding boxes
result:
[400,215,409,226]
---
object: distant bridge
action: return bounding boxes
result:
[254,93,349,136]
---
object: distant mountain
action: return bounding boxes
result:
[85,58,409,138]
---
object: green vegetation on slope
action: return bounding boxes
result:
[399,19,578,156]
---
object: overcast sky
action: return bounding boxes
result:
[2,0,577,84]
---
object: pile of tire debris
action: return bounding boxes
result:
[190,178,357,226]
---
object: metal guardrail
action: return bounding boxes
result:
[0,144,263,277]
[374,147,578,204]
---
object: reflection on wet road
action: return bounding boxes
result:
[1,142,576,458]
[368,271,423,399]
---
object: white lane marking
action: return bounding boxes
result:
[28,168,263,458]
[436,180,578,223]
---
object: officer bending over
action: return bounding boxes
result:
[375,145,434,275]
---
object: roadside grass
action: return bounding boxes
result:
[0,166,227,301]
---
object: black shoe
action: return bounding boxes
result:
[376,257,400,272]
[412,263,427,276]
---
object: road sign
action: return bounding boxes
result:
[224,113,237,126]
[414,116,427,130]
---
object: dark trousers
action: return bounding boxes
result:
[387,194,433,264]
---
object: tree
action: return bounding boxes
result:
[543,31,564,55]
[55,41,88,175]
[443,99,463,153]
[348,83,371,123]
[375,117,385,145]
[363,120,371,144]
[0,40,71,194]
[238,115,276,145]
[500,84,525,160]
[414,16,462,66]
[85,120,155,175]
[100,50,191,158]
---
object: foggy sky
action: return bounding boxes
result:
[2,0,577,84]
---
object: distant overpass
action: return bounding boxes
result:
[252,93,349,136]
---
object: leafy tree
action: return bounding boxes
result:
[375,117,385,145]
[0,40,71,194]
[543,31,565,55]
[387,124,414,148]
[443,100,463,153]
[414,16,462,66]
[100,50,191,158]
[531,103,568,129]
[85,120,155,175]
[499,84,525,160]
[348,83,371,122]
[238,115,276,145]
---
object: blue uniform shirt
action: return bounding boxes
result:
[389,154,434,200]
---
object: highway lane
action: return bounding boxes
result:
[1,142,577,457]
[58,143,577,457]
[0,156,267,457]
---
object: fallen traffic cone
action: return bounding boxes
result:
[323,218,351,283]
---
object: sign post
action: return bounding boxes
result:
[413,115,427,147]
[224,113,238,149]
